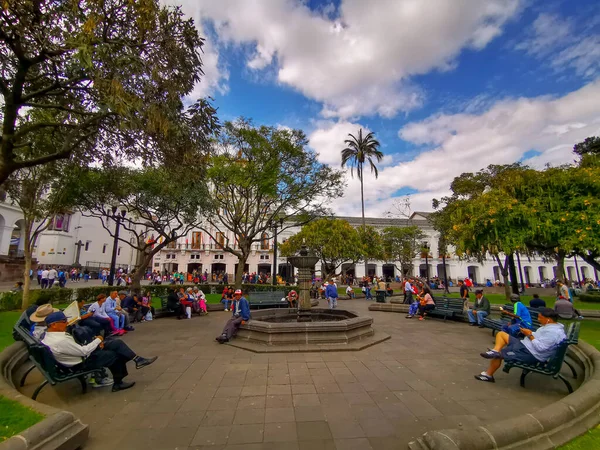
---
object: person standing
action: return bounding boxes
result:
[40,268,49,288]
[467,289,491,327]
[459,280,470,308]
[403,278,413,305]
[47,267,57,288]
[325,279,339,309]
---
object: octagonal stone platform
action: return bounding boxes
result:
[230,308,391,353]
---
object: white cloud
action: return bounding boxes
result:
[191,0,521,119]
[516,13,600,78]
[324,80,600,217]
[308,120,369,166]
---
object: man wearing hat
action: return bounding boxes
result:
[475,307,566,383]
[216,289,250,343]
[29,304,59,339]
[467,289,491,327]
[500,293,532,337]
[41,311,157,391]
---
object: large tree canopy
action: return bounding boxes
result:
[381,225,425,277]
[60,165,209,291]
[202,119,345,287]
[0,0,215,184]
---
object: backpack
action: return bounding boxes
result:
[69,324,95,345]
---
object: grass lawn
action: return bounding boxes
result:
[0,311,20,353]
[559,425,600,449]
[0,395,44,442]
[443,292,600,311]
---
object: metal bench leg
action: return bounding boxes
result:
[78,375,88,394]
[32,380,49,401]
[20,363,36,387]
[564,359,578,379]
[520,370,530,388]
[557,374,574,394]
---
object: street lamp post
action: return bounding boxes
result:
[108,206,126,286]
[272,218,284,286]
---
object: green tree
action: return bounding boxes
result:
[280,219,365,281]
[341,129,383,276]
[60,166,209,292]
[203,120,345,287]
[381,226,425,277]
[0,0,212,184]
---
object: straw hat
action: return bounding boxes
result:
[30,304,59,323]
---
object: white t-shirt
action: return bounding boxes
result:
[48,269,57,280]
[88,301,109,319]
[346,286,353,294]
[41,270,49,279]
[404,281,413,292]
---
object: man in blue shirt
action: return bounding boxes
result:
[216,289,250,343]
[475,307,566,383]
[325,280,338,309]
[501,294,532,337]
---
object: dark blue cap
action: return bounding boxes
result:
[45,311,67,325]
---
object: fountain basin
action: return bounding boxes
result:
[231,308,390,352]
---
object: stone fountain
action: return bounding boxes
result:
[287,244,319,322]
[232,245,390,352]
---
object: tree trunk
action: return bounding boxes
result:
[21,218,34,310]
[557,250,566,295]
[508,254,519,295]
[494,255,512,301]
[360,162,368,278]
[235,251,249,289]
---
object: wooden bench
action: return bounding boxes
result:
[248,291,288,309]
[502,325,579,394]
[481,304,541,336]
[427,297,465,322]
[13,319,106,400]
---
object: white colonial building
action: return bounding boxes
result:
[150,212,598,286]
[0,200,138,274]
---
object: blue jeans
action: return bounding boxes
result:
[467,309,488,324]
[108,313,124,330]
[328,297,338,309]
[222,298,230,310]
[502,321,530,337]
[365,288,372,300]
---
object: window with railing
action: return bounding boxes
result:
[167,239,177,249]
[192,232,203,249]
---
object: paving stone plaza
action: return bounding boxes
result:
[19,299,574,450]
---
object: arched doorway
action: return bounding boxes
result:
[257,263,271,276]
[492,266,501,282]
[581,266,590,280]
[419,263,431,279]
[9,219,25,257]
[367,264,377,278]
[341,263,355,278]
[437,263,450,280]
[467,266,480,284]
[567,266,576,282]
[211,263,227,281]
[538,266,548,283]
[523,266,532,286]
[382,264,395,281]
[187,263,202,274]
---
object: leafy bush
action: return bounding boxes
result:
[0,292,22,311]
[241,284,299,293]
[579,293,600,303]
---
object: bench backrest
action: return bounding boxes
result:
[28,343,65,382]
[433,297,464,310]
[544,340,570,374]
[500,304,541,329]
[248,291,285,303]
[567,322,581,345]
[13,312,39,347]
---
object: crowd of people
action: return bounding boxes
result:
[165,286,208,319]
[21,289,158,392]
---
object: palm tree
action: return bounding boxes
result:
[341,129,383,278]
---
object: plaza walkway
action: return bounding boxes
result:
[19,298,574,450]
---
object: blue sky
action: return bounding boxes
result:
[172,0,600,215]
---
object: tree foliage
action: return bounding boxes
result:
[381,226,425,276]
[202,119,345,286]
[59,165,209,291]
[0,0,216,184]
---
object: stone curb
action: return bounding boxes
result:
[0,342,89,450]
[407,342,600,449]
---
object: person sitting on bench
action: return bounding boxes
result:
[501,294,532,337]
[41,311,157,392]
[216,290,250,343]
[474,307,566,383]
[416,286,435,320]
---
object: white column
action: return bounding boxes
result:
[355,264,366,279]
[0,226,12,255]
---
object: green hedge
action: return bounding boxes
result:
[579,293,600,303]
